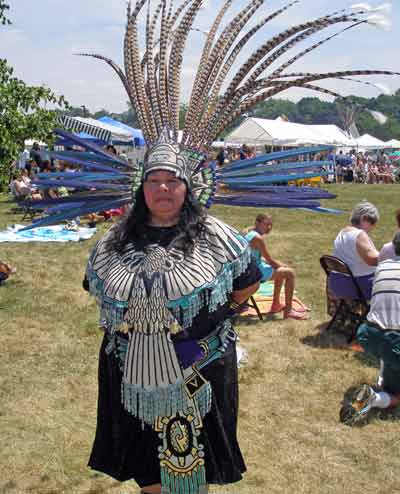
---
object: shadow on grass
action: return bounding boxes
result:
[300,322,351,350]
[234,312,282,327]
[353,351,380,369]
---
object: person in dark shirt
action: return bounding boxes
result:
[29,142,43,168]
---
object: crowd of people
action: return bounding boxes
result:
[334,149,397,184]
[10,142,74,201]
[214,144,400,187]
[9,142,127,226]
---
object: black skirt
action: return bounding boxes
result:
[88,334,246,488]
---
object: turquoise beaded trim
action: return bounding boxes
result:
[122,376,212,426]
[87,244,251,332]
[168,246,252,328]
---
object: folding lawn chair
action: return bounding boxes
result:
[320,255,370,342]
[246,296,263,321]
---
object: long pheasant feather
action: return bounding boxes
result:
[185,0,265,144]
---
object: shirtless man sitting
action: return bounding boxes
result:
[244,213,307,320]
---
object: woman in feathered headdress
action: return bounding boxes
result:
[85,133,261,493]
[73,1,398,493]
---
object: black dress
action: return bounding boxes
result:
[87,225,261,488]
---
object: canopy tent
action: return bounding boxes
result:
[385,139,400,149]
[24,139,47,147]
[309,125,356,147]
[355,134,387,149]
[55,131,107,147]
[211,141,241,148]
[226,117,356,147]
[57,115,133,144]
[97,116,146,147]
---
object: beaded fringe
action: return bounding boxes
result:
[160,464,208,494]
[88,246,251,332]
[169,247,252,328]
[122,379,212,426]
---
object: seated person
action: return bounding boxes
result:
[329,201,379,301]
[245,213,307,320]
[0,261,16,286]
[340,232,400,426]
[105,144,118,155]
[10,173,42,200]
[10,173,30,198]
[379,209,400,262]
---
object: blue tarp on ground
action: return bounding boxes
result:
[98,117,145,147]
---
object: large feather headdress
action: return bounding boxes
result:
[78,0,396,148]
[24,1,398,227]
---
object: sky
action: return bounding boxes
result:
[2,0,400,114]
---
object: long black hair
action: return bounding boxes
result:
[107,184,207,253]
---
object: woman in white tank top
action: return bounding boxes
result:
[329,201,379,300]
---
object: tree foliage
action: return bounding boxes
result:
[0,0,10,25]
[0,60,69,186]
[63,91,400,143]
[64,101,139,128]
[0,4,68,188]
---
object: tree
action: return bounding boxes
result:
[118,101,139,128]
[0,3,69,188]
[0,1,10,24]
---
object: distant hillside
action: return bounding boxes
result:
[65,90,400,142]
[248,90,400,141]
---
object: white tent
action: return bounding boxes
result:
[384,139,400,149]
[24,139,47,148]
[355,134,387,150]
[211,141,241,148]
[226,117,355,147]
[308,125,356,147]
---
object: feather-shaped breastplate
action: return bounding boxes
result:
[87,215,251,333]
[86,216,251,425]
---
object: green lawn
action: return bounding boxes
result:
[1,184,400,494]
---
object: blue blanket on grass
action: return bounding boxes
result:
[0,224,97,243]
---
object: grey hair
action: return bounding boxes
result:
[393,232,400,256]
[350,200,379,226]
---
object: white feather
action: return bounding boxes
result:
[351,3,372,10]
[370,3,392,13]
[367,14,392,31]
[373,83,392,95]
[368,110,388,125]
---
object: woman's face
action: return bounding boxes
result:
[143,170,187,221]
[360,217,376,233]
[256,218,272,235]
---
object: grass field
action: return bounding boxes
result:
[1,184,400,494]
